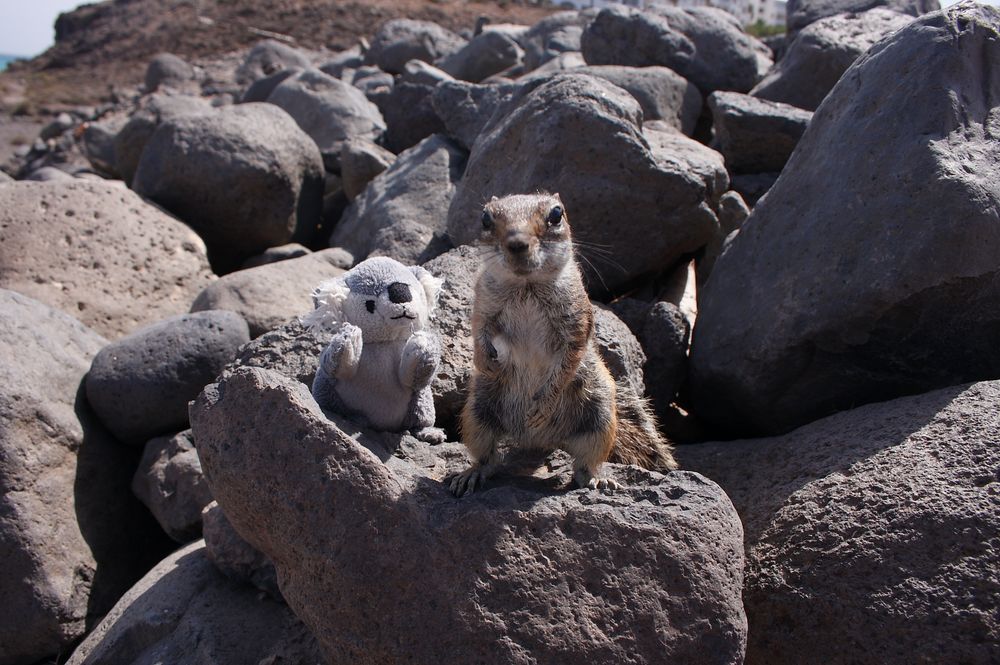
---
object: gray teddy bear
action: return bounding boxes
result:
[304,256,446,443]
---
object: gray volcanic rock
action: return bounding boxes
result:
[430,79,522,150]
[240,67,299,103]
[399,59,453,86]
[241,243,311,269]
[331,135,466,264]
[80,115,126,177]
[372,82,447,153]
[266,68,386,168]
[690,3,1000,435]
[0,290,171,665]
[787,0,938,34]
[190,365,747,664]
[66,541,325,665]
[594,303,646,396]
[521,10,592,71]
[447,74,722,297]
[641,301,691,418]
[708,91,812,173]
[679,381,1000,665]
[577,65,703,136]
[581,5,771,93]
[437,29,524,83]
[202,502,280,599]
[114,93,212,185]
[365,19,467,74]
[0,170,12,183]
[133,103,325,271]
[227,319,326,387]
[190,249,346,338]
[751,8,914,111]
[144,52,195,92]
[236,39,311,85]
[132,430,214,543]
[0,180,214,339]
[85,310,250,445]
[340,137,396,201]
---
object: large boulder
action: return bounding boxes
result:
[190,249,346,338]
[0,291,171,665]
[521,10,592,71]
[0,180,214,339]
[330,134,466,264]
[574,65,703,136]
[750,8,914,112]
[66,541,325,665]
[430,79,522,150]
[581,5,771,93]
[236,39,311,85]
[133,103,325,272]
[190,365,748,664]
[340,137,395,201]
[786,0,939,34]
[364,19,467,74]
[690,3,1000,435]
[265,68,386,168]
[202,502,280,599]
[447,74,723,297]
[113,94,212,185]
[144,52,195,92]
[85,310,249,445]
[708,91,812,173]
[680,381,1000,665]
[371,82,447,153]
[436,29,524,83]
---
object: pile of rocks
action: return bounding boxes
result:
[4,1,1000,663]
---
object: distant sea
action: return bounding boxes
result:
[0,54,22,72]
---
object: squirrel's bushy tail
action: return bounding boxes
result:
[609,380,678,472]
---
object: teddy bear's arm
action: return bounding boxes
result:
[399,331,440,390]
[319,323,363,380]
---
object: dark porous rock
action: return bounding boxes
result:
[86,310,250,445]
[447,74,722,297]
[227,319,326,387]
[437,29,524,83]
[241,242,311,269]
[145,52,195,92]
[65,541,325,665]
[700,190,751,283]
[239,67,299,103]
[202,502,280,599]
[400,59,454,86]
[317,45,364,80]
[0,290,172,665]
[680,381,1000,665]
[133,103,325,271]
[708,91,812,173]
[132,430,213,543]
[266,68,386,169]
[787,0,939,34]
[331,135,466,264]
[365,18,467,74]
[690,3,1000,436]
[577,65,703,136]
[640,301,691,418]
[371,82,447,153]
[191,365,748,664]
[114,93,212,185]
[730,171,779,206]
[23,165,76,181]
[422,245,480,430]
[430,79,522,150]
[581,5,771,94]
[340,137,396,201]
[0,180,214,339]
[751,8,914,111]
[521,10,593,71]
[81,116,126,177]
[236,39,311,85]
[593,303,646,395]
[190,249,346,338]
[40,112,76,140]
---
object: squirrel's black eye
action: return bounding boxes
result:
[365,300,376,313]
[481,210,493,230]
[546,205,563,227]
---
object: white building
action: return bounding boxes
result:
[560,0,786,27]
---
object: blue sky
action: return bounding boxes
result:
[0,0,989,57]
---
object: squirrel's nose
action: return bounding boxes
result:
[506,237,529,254]
[387,282,412,304]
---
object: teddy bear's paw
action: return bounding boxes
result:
[412,426,447,444]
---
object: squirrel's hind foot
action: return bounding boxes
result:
[573,469,620,491]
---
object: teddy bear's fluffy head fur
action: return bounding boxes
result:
[304,257,443,343]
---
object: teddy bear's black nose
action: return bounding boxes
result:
[387,282,412,304]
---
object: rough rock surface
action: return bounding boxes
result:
[191,365,748,664]
[241,243,311,269]
[575,65,703,136]
[521,10,592,71]
[113,93,212,185]
[144,52,195,91]
[437,29,524,82]
[236,39,311,85]
[202,502,280,599]
[750,8,914,112]
[133,103,325,271]
[364,19,467,74]
[0,290,171,665]
[227,319,327,388]
[690,3,1000,435]
[190,249,346,338]
[679,381,1000,665]
[65,541,325,665]
[86,310,250,445]
[447,74,723,297]
[372,82,447,153]
[266,68,386,167]
[331,134,466,264]
[132,430,214,543]
[786,0,939,34]
[593,303,646,395]
[581,5,771,93]
[340,137,396,201]
[641,301,691,418]
[430,79,522,150]
[0,180,214,339]
[708,91,812,173]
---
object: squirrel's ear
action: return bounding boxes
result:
[301,275,350,330]
[411,266,443,313]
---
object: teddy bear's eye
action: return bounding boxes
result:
[365,300,375,313]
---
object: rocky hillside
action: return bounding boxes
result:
[3,0,1000,664]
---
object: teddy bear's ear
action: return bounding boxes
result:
[411,266,444,313]
[301,275,350,331]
